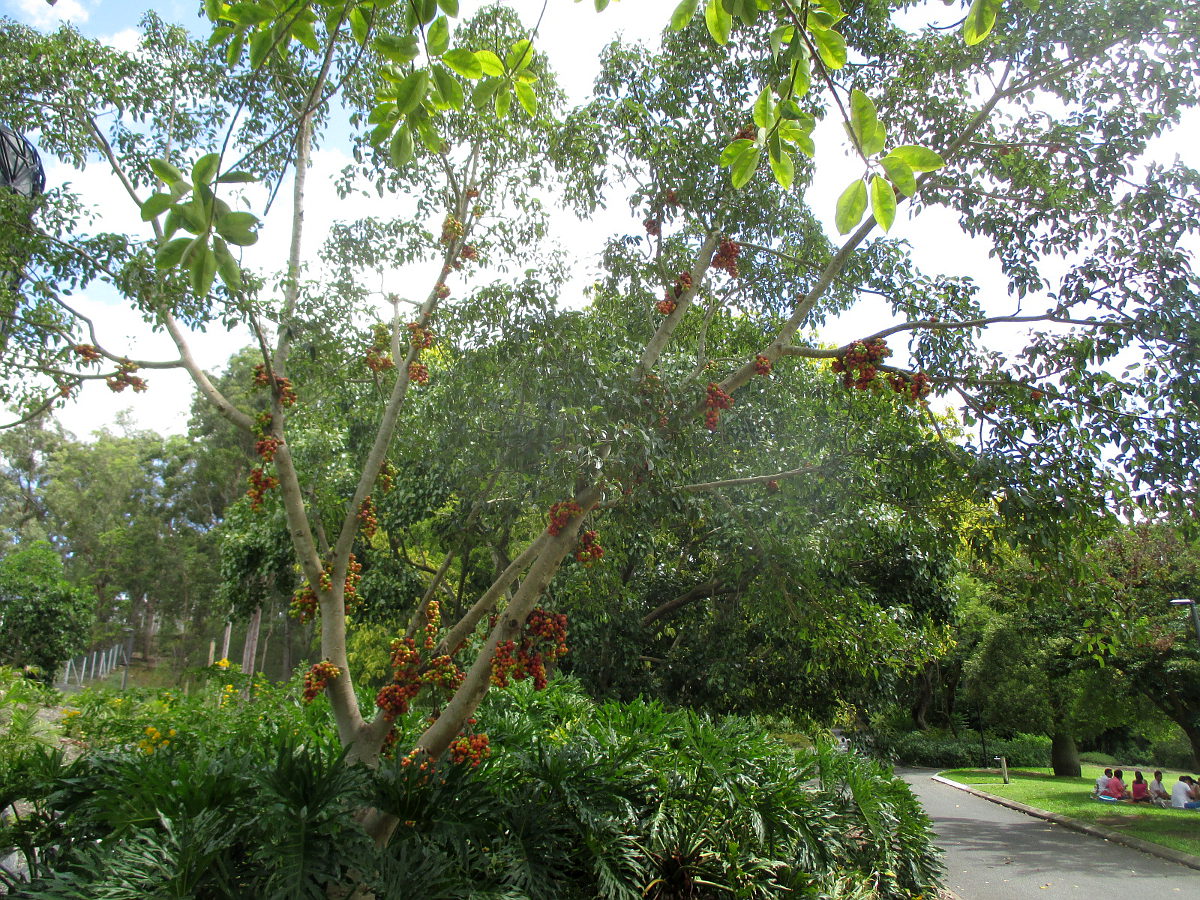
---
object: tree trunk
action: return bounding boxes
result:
[1183,722,1200,771]
[281,608,292,678]
[911,662,934,730]
[241,606,262,678]
[220,621,232,661]
[1051,732,1081,777]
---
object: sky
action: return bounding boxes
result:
[2,0,1195,440]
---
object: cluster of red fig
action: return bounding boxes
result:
[830,338,891,390]
[657,271,693,316]
[704,382,735,431]
[252,363,298,406]
[408,361,429,385]
[302,660,340,702]
[754,354,772,376]
[885,371,933,401]
[364,322,396,372]
[358,495,378,538]
[289,553,361,623]
[575,529,604,566]
[711,238,741,278]
[547,499,583,536]
[490,607,569,691]
[72,343,102,362]
[448,733,491,768]
[440,214,465,245]
[106,361,147,394]
[375,602,464,719]
[246,466,279,511]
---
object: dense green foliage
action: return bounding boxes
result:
[2,674,941,899]
[0,543,93,678]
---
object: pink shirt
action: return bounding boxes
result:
[1131,781,1149,800]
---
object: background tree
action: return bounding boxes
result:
[0,541,93,678]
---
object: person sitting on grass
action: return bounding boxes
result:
[1100,768,1126,800]
[1169,775,1200,809]
[1093,768,1113,797]
[1149,770,1170,805]
[1130,771,1150,803]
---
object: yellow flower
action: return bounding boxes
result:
[216,658,230,668]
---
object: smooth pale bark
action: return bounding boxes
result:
[241,605,262,678]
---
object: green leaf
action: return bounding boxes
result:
[248,26,274,68]
[870,175,896,231]
[149,158,185,186]
[212,237,242,292]
[472,77,504,108]
[770,149,795,190]
[411,0,436,25]
[389,124,414,168]
[214,211,260,246]
[203,0,224,22]
[436,0,459,13]
[719,138,755,166]
[163,207,184,239]
[787,54,810,98]
[154,237,192,270]
[889,145,945,173]
[849,88,886,156]
[374,34,420,64]
[835,178,867,234]
[442,48,483,78]
[595,0,611,10]
[189,243,218,298]
[963,0,1003,46]
[291,19,319,52]
[140,193,174,221]
[671,0,699,30]
[704,0,732,45]
[506,39,533,72]
[475,50,504,76]
[1020,0,1041,10]
[514,82,537,116]
[228,2,272,26]
[729,144,761,189]
[393,71,429,116]
[494,87,512,118]
[416,120,442,152]
[349,6,370,45]
[225,31,244,67]
[811,27,846,69]
[216,170,256,184]
[192,153,220,188]
[369,120,395,146]
[430,66,464,110]
[427,16,450,56]
[880,154,917,196]
[752,86,775,130]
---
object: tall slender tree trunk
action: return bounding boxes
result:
[1182,722,1200,771]
[241,606,262,677]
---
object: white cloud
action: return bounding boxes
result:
[11,0,90,28]
[100,27,141,53]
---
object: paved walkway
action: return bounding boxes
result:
[899,768,1200,899]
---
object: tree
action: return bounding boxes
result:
[2,0,1199,847]
[0,541,93,678]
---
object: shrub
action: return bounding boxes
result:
[1078,751,1119,767]
[869,728,1051,768]
[3,677,944,899]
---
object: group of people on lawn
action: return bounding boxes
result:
[1093,768,1200,809]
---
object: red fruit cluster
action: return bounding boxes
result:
[390,636,421,683]
[366,349,395,372]
[407,323,435,350]
[704,382,734,431]
[408,362,429,385]
[711,238,741,278]
[106,362,147,393]
[343,554,362,614]
[575,530,604,566]
[290,582,317,623]
[754,354,772,376]
[767,479,780,493]
[643,217,661,237]
[247,467,279,510]
[449,733,491,767]
[460,244,478,262]
[419,654,463,690]
[440,215,464,245]
[665,189,680,207]
[831,338,891,390]
[255,435,281,462]
[434,282,450,300]
[72,344,101,362]
[302,661,340,702]
[656,298,677,316]
[365,323,395,372]
[57,382,75,398]
[252,362,298,404]
[358,496,378,538]
[658,270,692,315]
[376,681,420,719]
[885,371,932,401]
[547,500,583,536]
[735,123,756,141]
[491,608,569,690]
[422,600,442,650]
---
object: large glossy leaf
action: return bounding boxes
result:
[889,145,945,173]
[671,0,699,31]
[811,28,846,69]
[963,0,1004,45]
[705,0,732,45]
[835,179,867,234]
[870,175,897,232]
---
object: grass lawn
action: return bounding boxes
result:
[941,764,1200,858]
